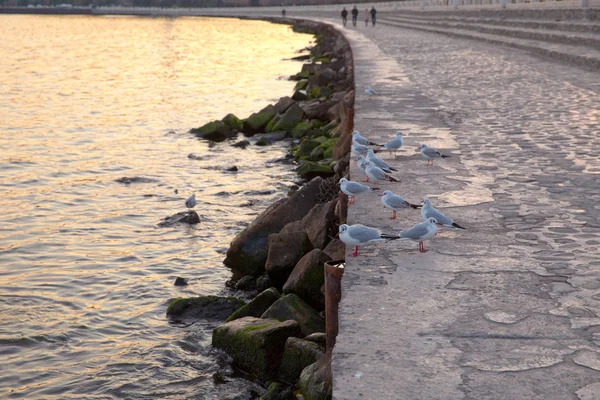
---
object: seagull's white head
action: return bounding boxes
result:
[427,217,438,224]
[339,178,348,184]
[379,189,392,197]
[367,148,375,156]
[352,131,360,137]
[339,224,349,234]
[396,131,404,137]
[419,143,426,149]
[423,197,431,207]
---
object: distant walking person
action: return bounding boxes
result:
[341,7,348,27]
[282,8,286,17]
[370,6,377,26]
[364,8,369,26]
[351,6,358,27]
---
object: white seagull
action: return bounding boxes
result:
[383,131,404,156]
[352,130,381,146]
[365,87,377,97]
[398,217,439,253]
[379,190,421,220]
[352,140,371,156]
[185,194,197,210]
[421,198,465,229]
[367,148,396,173]
[338,223,399,257]
[357,155,370,182]
[364,161,399,189]
[339,177,376,204]
[419,144,450,166]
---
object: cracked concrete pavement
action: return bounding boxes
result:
[327,19,600,400]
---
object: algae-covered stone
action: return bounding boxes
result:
[291,121,315,139]
[190,120,236,142]
[297,161,335,180]
[294,79,309,91]
[255,131,288,146]
[242,105,276,135]
[212,317,301,381]
[261,382,294,400]
[265,231,314,290]
[298,350,332,400]
[167,295,245,321]
[272,103,304,133]
[274,96,296,114]
[222,113,243,131]
[261,293,325,337]
[279,337,324,384]
[265,115,281,133]
[295,139,321,160]
[292,90,308,101]
[282,249,331,311]
[289,71,310,81]
[235,275,257,291]
[226,288,281,322]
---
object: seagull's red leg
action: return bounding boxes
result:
[351,246,359,257]
[391,210,396,219]
[419,242,426,252]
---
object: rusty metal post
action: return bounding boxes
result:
[325,260,345,350]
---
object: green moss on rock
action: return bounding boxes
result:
[222,113,243,131]
[226,288,281,322]
[297,161,335,180]
[167,295,246,321]
[242,105,276,135]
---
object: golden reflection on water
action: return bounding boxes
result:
[0,15,312,399]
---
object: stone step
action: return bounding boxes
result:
[384,15,600,50]
[385,13,600,33]
[378,17,600,70]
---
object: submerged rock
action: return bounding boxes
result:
[232,140,250,149]
[279,337,324,384]
[212,316,301,381]
[158,211,200,227]
[115,176,157,184]
[174,277,188,286]
[190,120,237,142]
[261,293,325,337]
[226,166,239,172]
[226,288,281,322]
[167,295,245,321]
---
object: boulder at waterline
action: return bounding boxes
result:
[226,288,281,322]
[265,231,314,290]
[224,177,325,277]
[292,90,308,101]
[166,295,245,321]
[282,249,331,311]
[261,293,325,337]
[255,131,288,146]
[273,96,296,114]
[271,103,304,133]
[232,140,250,149]
[242,105,276,135]
[190,120,237,142]
[158,211,200,227]
[260,382,294,400]
[297,161,334,180]
[173,277,188,286]
[279,337,324,384]
[298,350,332,400]
[212,317,301,381]
[322,238,345,261]
[222,113,243,131]
[235,275,257,291]
[301,200,338,250]
[295,139,321,161]
[256,274,272,293]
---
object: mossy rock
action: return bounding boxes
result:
[289,71,311,81]
[295,139,321,160]
[292,90,308,101]
[261,293,325,337]
[167,295,246,321]
[227,288,281,322]
[282,249,331,311]
[265,115,281,133]
[212,317,301,381]
[261,382,295,400]
[279,337,324,385]
[297,161,335,180]
[317,87,333,99]
[271,104,304,133]
[298,351,332,400]
[308,146,326,161]
[307,86,321,100]
[291,121,315,139]
[294,79,309,91]
[242,105,276,135]
[190,120,236,142]
[222,113,243,131]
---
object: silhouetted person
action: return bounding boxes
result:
[351,6,358,27]
[364,8,369,26]
[370,7,377,26]
[282,8,286,17]
[341,7,348,27]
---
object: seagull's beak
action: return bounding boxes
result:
[378,193,384,197]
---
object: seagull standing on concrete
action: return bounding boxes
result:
[185,194,197,211]
[383,131,404,156]
[339,177,376,204]
[367,148,396,173]
[421,198,465,229]
[365,87,377,98]
[352,140,372,156]
[357,155,370,182]
[338,223,399,257]
[398,217,439,253]
[419,144,450,166]
[364,161,399,189]
[379,190,421,219]
[352,130,381,146]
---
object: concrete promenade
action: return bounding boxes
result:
[330,18,600,400]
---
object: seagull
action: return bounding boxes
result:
[364,161,399,189]
[383,131,404,156]
[379,190,421,219]
[367,148,396,173]
[419,144,450,166]
[421,198,465,229]
[339,178,377,204]
[338,223,399,257]
[357,155,370,182]
[352,140,371,156]
[365,87,377,98]
[185,194,197,210]
[352,130,381,146]
[398,217,439,253]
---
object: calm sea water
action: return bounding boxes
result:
[0,15,312,399]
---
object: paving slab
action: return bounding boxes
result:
[323,18,600,400]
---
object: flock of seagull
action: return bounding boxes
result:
[338,129,465,257]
